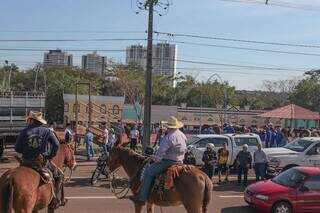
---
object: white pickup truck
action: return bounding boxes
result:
[265,137,320,177]
[188,133,262,166]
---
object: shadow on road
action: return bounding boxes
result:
[221,206,256,213]
[65,177,91,187]
[213,180,248,192]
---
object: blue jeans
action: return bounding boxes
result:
[86,142,94,160]
[254,163,266,181]
[139,159,176,202]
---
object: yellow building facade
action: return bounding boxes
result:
[63,94,125,127]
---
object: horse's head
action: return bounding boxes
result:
[62,143,77,170]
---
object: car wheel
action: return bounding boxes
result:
[272,201,292,213]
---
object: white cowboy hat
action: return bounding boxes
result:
[27,111,47,125]
[206,143,215,149]
[165,116,184,129]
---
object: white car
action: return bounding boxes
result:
[265,137,320,177]
[187,133,261,166]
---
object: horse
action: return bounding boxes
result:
[108,139,213,213]
[0,142,76,213]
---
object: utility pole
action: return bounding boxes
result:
[133,0,170,151]
[142,0,155,151]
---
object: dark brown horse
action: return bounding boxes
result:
[108,139,213,213]
[0,143,76,213]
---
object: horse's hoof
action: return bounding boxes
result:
[61,198,68,206]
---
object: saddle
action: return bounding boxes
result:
[152,164,195,198]
[20,155,54,184]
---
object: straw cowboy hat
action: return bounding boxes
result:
[165,116,183,129]
[27,111,47,125]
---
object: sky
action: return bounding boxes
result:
[0,0,320,90]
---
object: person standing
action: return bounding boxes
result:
[202,143,217,180]
[102,125,109,155]
[275,127,284,147]
[236,144,252,186]
[130,116,187,205]
[217,142,229,183]
[265,124,275,148]
[253,143,268,181]
[107,128,116,150]
[130,126,139,151]
[84,128,94,161]
[64,123,74,144]
[183,147,196,165]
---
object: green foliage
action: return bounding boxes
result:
[289,75,320,112]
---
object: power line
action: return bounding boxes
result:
[0,30,146,34]
[0,38,146,42]
[154,31,320,49]
[221,0,320,12]
[156,39,320,57]
[176,58,307,71]
[176,67,300,77]
[0,48,126,52]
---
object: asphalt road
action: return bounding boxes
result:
[0,156,259,213]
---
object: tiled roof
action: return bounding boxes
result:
[258,104,320,120]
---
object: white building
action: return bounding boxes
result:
[126,43,177,85]
[82,51,107,74]
[43,49,73,66]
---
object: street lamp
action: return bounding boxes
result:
[199,73,227,133]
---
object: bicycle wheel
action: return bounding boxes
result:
[91,166,101,185]
[110,169,130,199]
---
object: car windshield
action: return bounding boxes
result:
[187,136,200,145]
[234,137,259,146]
[272,168,307,188]
[284,139,314,152]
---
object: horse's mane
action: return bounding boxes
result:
[119,147,146,164]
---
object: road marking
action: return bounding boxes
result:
[219,195,244,198]
[66,196,117,199]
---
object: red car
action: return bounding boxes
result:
[245,166,320,213]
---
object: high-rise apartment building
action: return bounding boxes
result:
[126,43,177,82]
[125,44,147,69]
[82,51,107,74]
[43,49,73,66]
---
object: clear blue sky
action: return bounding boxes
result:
[0,0,320,90]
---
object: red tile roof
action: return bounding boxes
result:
[258,104,320,120]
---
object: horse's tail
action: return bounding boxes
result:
[202,175,212,213]
[1,175,14,213]
[6,178,14,213]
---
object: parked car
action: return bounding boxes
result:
[245,166,320,213]
[187,133,261,166]
[265,137,320,177]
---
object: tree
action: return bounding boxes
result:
[290,75,320,112]
[112,65,145,122]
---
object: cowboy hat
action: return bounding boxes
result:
[27,111,47,125]
[165,116,183,129]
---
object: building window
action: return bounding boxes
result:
[73,104,80,113]
[100,104,107,114]
[112,105,120,115]
[64,103,69,112]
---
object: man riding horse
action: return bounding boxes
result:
[15,111,65,208]
[130,116,187,205]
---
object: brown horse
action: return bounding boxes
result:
[0,143,76,213]
[108,139,213,213]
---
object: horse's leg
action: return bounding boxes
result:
[47,206,55,213]
[146,203,154,213]
[134,203,143,213]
